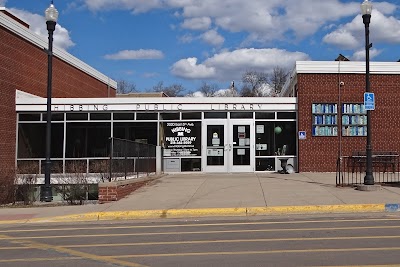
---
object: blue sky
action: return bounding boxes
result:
[1,0,400,94]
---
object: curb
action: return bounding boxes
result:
[1,203,399,225]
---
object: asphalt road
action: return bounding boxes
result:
[1,213,400,267]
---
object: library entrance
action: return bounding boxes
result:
[202,120,254,172]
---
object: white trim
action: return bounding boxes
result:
[0,11,117,89]
[16,97,297,112]
[296,61,400,74]
[17,96,297,105]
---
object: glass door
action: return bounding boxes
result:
[202,121,228,172]
[229,120,254,172]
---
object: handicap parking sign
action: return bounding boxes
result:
[364,92,375,110]
[298,131,306,140]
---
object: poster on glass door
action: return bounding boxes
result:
[163,122,201,156]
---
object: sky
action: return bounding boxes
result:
[1,0,400,94]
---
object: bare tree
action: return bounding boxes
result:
[270,66,289,94]
[151,81,185,97]
[117,80,137,94]
[240,71,269,97]
[199,82,218,97]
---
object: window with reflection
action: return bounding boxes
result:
[255,121,296,156]
[66,122,111,158]
[18,123,64,158]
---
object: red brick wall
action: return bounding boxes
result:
[298,73,400,172]
[0,25,116,180]
[98,180,149,204]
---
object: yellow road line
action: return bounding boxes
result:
[58,235,400,248]
[107,247,400,258]
[1,225,400,240]
[8,236,148,267]
[0,257,82,263]
[0,246,32,250]
[2,217,400,233]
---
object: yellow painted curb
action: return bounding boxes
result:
[246,204,385,216]
[0,204,387,224]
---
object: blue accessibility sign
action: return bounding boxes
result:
[364,92,375,110]
[298,131,306,140]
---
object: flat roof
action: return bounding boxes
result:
[296,61,400,74]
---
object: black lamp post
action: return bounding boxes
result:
[361,0,374,185]
[40,1,58,202]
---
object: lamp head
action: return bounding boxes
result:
[45,1,59,22]
[361,0,372,16]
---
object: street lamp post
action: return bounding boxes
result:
[40,1,58,202]
[361,0,374,185]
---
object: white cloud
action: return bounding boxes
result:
[178,34,195,43]
[181,17,211,30]
[9,8,75,51]
[104,49,164,60]
[352,48,382,61]
[170,48,310,81]
[83,0,399,48]
[170,57,216,79]
[201,29,224,46]
[323,29,359,50]
[323,10,400,50]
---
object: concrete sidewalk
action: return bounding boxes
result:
[1,172,400,224]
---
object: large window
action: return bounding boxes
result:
[113,122,157,145]
[255,121,296,156]
[18,123,64,158]
[66,122,111,158]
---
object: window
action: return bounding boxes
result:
[255,112,275,119]
[114,113,135,120]
[204,112,227,119]
[137,113,158,120]
[90,113,111,120]
[342,103,367,136]
[312,103,338,136]
[230,112,253,119]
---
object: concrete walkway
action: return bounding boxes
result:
[1,172,400,224]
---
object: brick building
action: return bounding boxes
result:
[5,8,400,182]
[281,61,400,172]
[0,8,117,181]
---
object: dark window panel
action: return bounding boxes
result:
[230,112,253,119]
[181,158,201,171]
[19,113,41,121]
[113,122,157,146]
[182,112,201,119]
[66,113,88,121]
[277,112,296,119]
[90,113,111,120]
[204,112,227,119]
[255,112,275,119]
[18,123,64,158]
[113,113,135,120]
[66,122,111,158]
[137,113,158,120]
[160,113,179,120]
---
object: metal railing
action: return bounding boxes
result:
[336,153,400,186]
[109,137,156,181]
